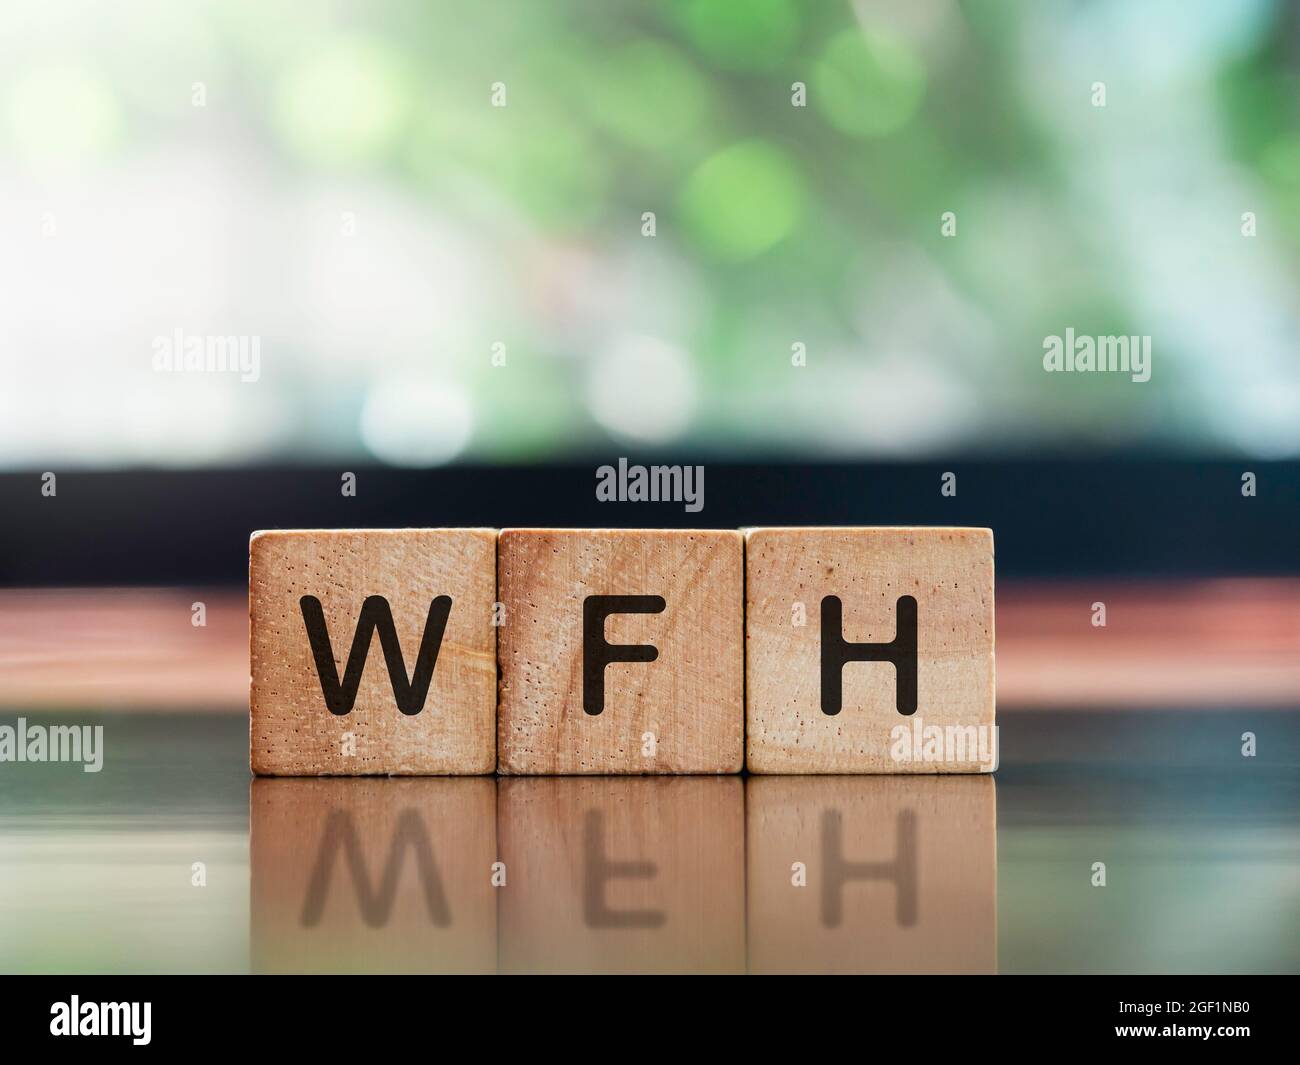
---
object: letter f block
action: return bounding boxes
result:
[744,527,995,774]
[497,529,744,774]
[250,529,497,775]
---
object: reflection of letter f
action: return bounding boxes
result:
[582,810,665,929]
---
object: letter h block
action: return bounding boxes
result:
[497,529,744,774]
[250,529,497,775]
[744,527,995,774]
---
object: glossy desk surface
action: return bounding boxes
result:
[0,586,1296,974]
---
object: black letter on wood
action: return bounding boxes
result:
[820,594,918,716]
[582,594,666,716]
[300,595,452,716]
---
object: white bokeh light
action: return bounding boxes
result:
[586,335,696,444]
[359,377,473,466]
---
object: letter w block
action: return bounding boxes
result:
[250,529,497,775]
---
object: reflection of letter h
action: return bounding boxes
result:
[821,809,917,929]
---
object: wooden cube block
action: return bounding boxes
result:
[250,528,497,775]
[251,778,498,973]
[746,776,997,973]
[497,528,743,774]
[745,527,995,773]
[497,777,745,973]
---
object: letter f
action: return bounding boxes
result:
[582,595,666,716]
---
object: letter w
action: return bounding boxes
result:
[299,595,452,716]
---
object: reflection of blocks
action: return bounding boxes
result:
[746,777,997,974]
[250,779,498,973]
[497,778,745,972]
[745,527,996,773]
[497,529,744,774]
[250,529,497,775]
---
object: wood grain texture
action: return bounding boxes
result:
[497,777,745,973]
[497,528,743,774]
[250,778,497,973]
[250,529,496,775]
[746,776,996,973]
[745,526,995,773]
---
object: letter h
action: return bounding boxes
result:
[820,594,918,716]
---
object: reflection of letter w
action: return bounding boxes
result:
[300,809,451,928]
[300,595,452,716]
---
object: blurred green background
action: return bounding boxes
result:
[1,0,1298,467]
